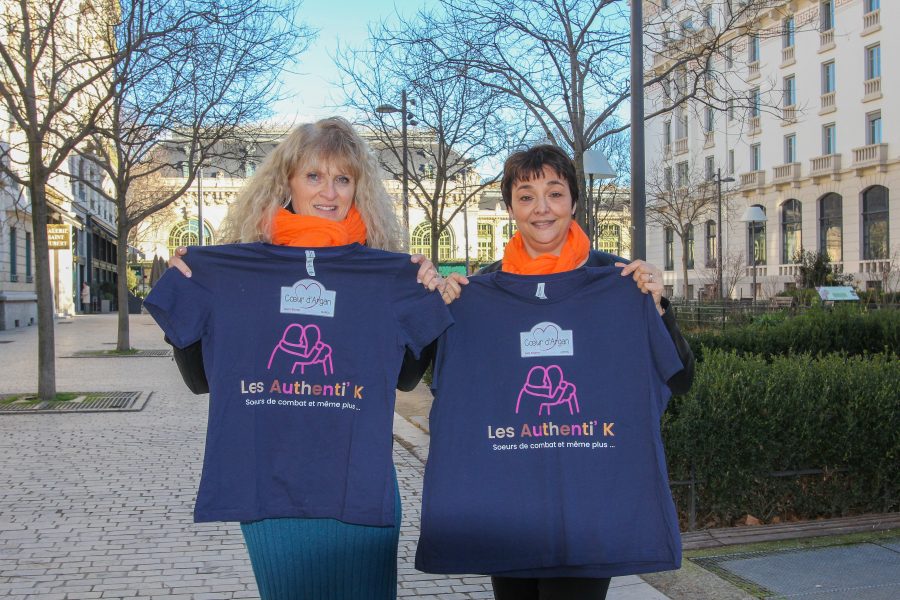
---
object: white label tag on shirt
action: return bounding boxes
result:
[535,282,548,300]
[305,250,316,277]
[520,321,573,358]
[280,278,336,317]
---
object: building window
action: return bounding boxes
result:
[822,123,836,155]
[705,220,717,268]
[725,44,734,69]
[664,166,673,191]
[686,224,695,269]
[750,88,761,118]
[411,222,454,262]
[664,227,674,271]
[819,193,842,262]
[748,34,760,62]
[748,205,767,265]
[597,224,621,255]
[865,44,881,80]
[865,0,880,13]
[866,111,882,145]
[167,219,213,257]
[751,144,761,171]
[180,161,189,178]
[704,107,714,133]
[705,156,715,181]
[676,161,688,188]
[661,0,670,9]
[25,231,31,281]
[663,121,671,146]
[784,134,797,163]
[677,113,688,139]
[727,149,735,175]
[822,61,835,94]
[703,6,713,27]
[502,221,517,248]
[784,75,796,107]
[477,222,494,262]
[821,0,834,31]
[862,186,889,260]
[727,98,735,121]
[8,226,16,281]
[781,199,802,263]
[782,16,795,48]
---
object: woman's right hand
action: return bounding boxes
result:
[168,246,192,277]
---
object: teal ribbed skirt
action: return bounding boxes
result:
[240,476,401,600]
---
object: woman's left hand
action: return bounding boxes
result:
[411,254,443,291]
[616,260,665,316]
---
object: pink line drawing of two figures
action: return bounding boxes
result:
[516,365,579,416]
[268,323,333,376]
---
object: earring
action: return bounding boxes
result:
[282,196,292,209]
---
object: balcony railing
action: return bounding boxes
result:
[852,143,888,169]
[748,61,760,79]
[779,264,800,277]
[820,91,835,111]
[781,46,795,64]
[773,162,801,184]
[740,170,766,189]
[864,77,882,99]
[782,106,797,123]
[810,154,841,177]
[820,29,834,49]
[704,131,715,147]
[860,259,890,274]
[745,265,767,277]
[863,9,880,31]
[674,138,689,155]
[750,116,760,132]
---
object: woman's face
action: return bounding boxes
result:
[288,162,356,221]
[508,166,575,257]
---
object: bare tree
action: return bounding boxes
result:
[335,10,525,265]
[697,250,746,300]
[80,0,310,351]
[646,158,717,299]
[0,0,127,400]
[401,0,803,232]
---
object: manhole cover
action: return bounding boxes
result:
[0,392,149,414]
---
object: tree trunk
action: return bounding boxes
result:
[430,219,439,268]
[573,150,588,233]
[680,233,691,300]
[116,216,131,352]
[29,177,57,401]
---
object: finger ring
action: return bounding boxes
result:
[648,274,654,282]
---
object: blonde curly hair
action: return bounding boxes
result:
[219,117,404,251]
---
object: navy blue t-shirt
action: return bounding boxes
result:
[415,267,683,577]
[144,243,452,526]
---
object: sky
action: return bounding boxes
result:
[270,0,435,124]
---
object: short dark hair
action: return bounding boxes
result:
[500,145,579,209]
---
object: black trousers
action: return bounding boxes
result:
[491,576,611,600]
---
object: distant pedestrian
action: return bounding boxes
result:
[80,282,90,313]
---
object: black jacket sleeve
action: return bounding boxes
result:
[657,297,695,396]
[168,339,210,395]
[396,343,436,392]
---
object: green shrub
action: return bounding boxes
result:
[686,304,900,361]
[663,350,900,527]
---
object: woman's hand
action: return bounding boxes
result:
[168,246,191,277]
[410,255,469,305]
[616,260,664,316]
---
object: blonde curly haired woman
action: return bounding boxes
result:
[160,117,452,600]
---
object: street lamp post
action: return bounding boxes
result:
[715,168,735,300]
[376,91,417,246]
[583,150,617,249]
[739,205,767,307]
[630,0,646,260]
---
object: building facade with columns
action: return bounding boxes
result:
[644,0,897,300]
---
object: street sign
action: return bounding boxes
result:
[47,224,70,250]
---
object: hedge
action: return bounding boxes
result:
[685,305,900,362]
[662,350,900,527]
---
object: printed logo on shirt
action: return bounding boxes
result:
[268,323,334,376]
[515,364,579,415]
[519,321,573,358]
[280,278,336,317]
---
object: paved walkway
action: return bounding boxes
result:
[0,315,669,599]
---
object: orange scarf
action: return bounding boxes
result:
[501,221,590,275]
[271,206,367,247]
